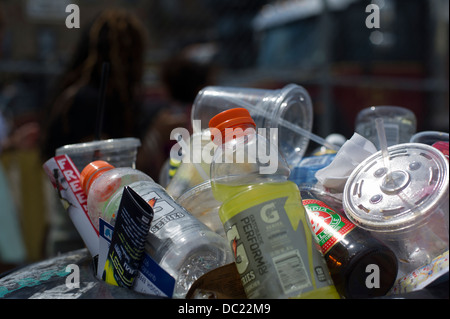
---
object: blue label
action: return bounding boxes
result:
[137,254,175,297]
[99,219,114,243]
[289,154,336,185]
[98,219,175,297]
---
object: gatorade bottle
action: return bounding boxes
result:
[208,108,340,299]
[300,189,398,298]
[80,161,233,298]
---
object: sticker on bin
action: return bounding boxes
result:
[98,218,175,298]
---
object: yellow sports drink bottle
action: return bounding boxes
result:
[208,108,340,299]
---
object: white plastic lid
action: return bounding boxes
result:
[343,143,449,233]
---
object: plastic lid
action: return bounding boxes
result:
[208,108,256,144]
[343,143,449,233]
[80,160,115,194]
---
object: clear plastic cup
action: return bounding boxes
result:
[176,181,224,238]
[55,137,141,172]
[355,106,417,150]
[191,84,314,167]
[410,131,449,145]
[343,143,449,276]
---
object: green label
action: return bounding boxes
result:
[302,199,355,254]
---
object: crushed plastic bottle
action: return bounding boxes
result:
[80,161,233,298]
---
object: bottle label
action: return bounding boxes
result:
[102,187,154,288]
[302,199,355,255]
[223,196,335,298]
[135,185,209,257]
[98,218,176,298]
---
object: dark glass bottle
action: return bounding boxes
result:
[300,189,398,299]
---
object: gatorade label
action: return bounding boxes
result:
[223,197,333,299]
[302,199,355,255]
[130,184,211,258]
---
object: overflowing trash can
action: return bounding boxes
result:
[1,84,448,300]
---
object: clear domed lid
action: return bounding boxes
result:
[343,143,449,232]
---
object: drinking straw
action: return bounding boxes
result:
[223,95,340,152]
[375,117,391,173]
[375,117,415,210]
[94,62,110,141]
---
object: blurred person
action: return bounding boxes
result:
[39,8,188,181]
[39,8,147,161]
[39,8,150,257]
[38,8,189,256]
[140,50,216,184]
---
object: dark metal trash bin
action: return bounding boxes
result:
[0,248,159,299]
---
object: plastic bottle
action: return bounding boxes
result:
[208,108,340,299]
[300,189,398,298]
[80,161,233,298]
[192,84,315,168]
[81,161,152,232]
[355,106,416,149]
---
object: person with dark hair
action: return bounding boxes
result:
[38,8,160,256]
[40,8,147,162]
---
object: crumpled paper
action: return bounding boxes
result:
[315,133,377,192]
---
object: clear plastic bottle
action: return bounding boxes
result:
[80,161,152,232]
[80,161,233,298]
[208,108,340,299]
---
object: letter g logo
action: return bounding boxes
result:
[260,202,279,224]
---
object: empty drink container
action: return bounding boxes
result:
[343,143,449,276]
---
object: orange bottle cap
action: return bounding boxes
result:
[208,108,256,144]
[80,160,115,194]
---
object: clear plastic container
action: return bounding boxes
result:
[56,137,141,172]
[409,131,449,145]
[80,161,233,298]
[192,84,314,167]
[209,108,339,299]
[165,130,212,199]
[355,106,416,150]
[177,181,224,238]
[343,143,449,276]
[81,161,151,232]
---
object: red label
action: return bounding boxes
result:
[302,199,355,254]
[54,155,99,235]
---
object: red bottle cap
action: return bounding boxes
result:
[208,108,256,144]
[80,160,115,194]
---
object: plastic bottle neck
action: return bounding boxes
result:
[209,107,256,146]
[212,124,256,146]
[81,161,115,194]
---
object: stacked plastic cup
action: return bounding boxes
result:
[56,137,141,172]
[191,84,314,168]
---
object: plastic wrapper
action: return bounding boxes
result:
[315,133,377,192]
